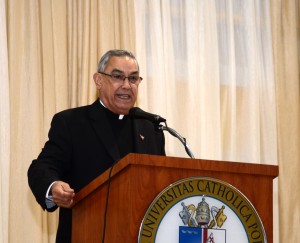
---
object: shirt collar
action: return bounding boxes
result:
[99,99,125,120]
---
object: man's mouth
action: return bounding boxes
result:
[117,94,131,99]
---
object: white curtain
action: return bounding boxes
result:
[134,0,277,164]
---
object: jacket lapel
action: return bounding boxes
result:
[87,100,120,163]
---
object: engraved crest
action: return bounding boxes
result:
[179,196,227,230]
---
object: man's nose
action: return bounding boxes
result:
[121,78,132,88]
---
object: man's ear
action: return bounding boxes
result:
[93,73,102,89]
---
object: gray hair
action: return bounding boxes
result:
[97,49,139,72]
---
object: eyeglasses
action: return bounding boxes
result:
[98,72,143,85]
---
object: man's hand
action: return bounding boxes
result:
[51,181,75,208]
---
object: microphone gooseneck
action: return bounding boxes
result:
[158,124,195,159]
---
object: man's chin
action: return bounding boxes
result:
[113,106,132,115]
[117,102,136,114]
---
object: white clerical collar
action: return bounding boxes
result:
[99,99,124,120]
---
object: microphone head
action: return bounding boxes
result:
[129,107,166,124]
[128,107,142,117]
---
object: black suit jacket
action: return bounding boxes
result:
[28,100,165,243]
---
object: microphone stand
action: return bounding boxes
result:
[158,124,195,159]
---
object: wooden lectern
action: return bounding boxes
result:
[72,153,278,242]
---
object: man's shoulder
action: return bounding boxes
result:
[53,101,99,121]
[57,104,89,115]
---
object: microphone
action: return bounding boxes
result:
[129,107,195,159]
[129,107,166,124]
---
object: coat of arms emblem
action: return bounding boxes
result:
[179,197,227,242]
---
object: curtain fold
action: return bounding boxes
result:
[271,0,300,242]
[7,0,62,241]
[0,0,10,242]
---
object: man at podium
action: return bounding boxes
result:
[28,49,166,243]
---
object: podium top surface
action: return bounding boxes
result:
[73,153,278,206]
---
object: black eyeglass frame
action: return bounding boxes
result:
[98,71,143,85]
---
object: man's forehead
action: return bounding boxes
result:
[106,56,138,71]
[108,55,135,63]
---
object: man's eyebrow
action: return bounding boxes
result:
[111,69,139,75]
[110,69,123,73]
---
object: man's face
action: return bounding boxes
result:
[93,56,140,115]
